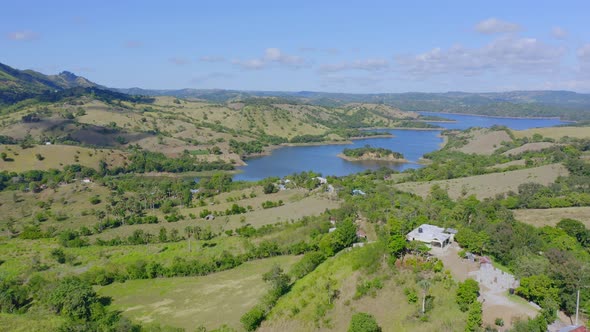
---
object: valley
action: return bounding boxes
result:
[0,62,589,332]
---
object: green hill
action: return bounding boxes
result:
[0,62,102,105]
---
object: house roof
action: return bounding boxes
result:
[406,224,451,244]
[559,326,588,332]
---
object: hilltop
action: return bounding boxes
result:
[0,63,103,105]
[117,88,590,121]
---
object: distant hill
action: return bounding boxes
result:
[115,88,590,120]
[3,61,590,120]
[0,62,102,104]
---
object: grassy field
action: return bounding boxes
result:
[98,255,301,331]
[512,126,590,139]
[394,163,568,199]
[0,312,65,332]
[514,207,590,227]
[0,144,127,171]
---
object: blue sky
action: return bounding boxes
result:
[2,0,590,92]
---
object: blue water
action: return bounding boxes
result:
[233,112,566,181]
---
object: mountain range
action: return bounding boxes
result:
[2,62,590,120]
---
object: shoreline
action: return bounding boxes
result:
[242,134,395,162]
[360,126,443,131]
[418,111,572,121]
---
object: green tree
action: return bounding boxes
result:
[47,277,98,320]
[0,280,29,313]
[388,234,407,259]
[456,279,480,312]
[557,218,588,246]
[262,264,291,296]
[263,182,277,194]
[240,305,265,332]
[348,312,381,332]
[515,274,558,305]
[465,301,482,332]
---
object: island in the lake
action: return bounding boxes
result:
[338,145,408,162]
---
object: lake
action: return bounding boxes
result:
[233,112,566,181]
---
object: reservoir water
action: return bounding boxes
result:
[233,112,566,181]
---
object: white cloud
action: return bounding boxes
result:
[318,58,390,73]
[169,57,191,66]
[475,18,520,34]
[552,26,568,39]
[233,48,305,70]
[396,37,565,77]
[199,55,226,63]
[232,58,266,70]
[7,30,39,41]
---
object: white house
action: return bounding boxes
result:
[406,224,452,248]
[313,177,328,184]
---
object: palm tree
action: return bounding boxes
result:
[184,226,194,252]
[418,279,431,314]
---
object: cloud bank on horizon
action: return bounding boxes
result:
[2,1,589,93]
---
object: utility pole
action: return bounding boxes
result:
[576,287,580,326]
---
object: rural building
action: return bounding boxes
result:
[352,189,366,196]
[313,177,328,184]
[204,214,215,221]
[406,224,453,248]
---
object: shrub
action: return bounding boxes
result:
[456,279,480,312]
[348,312,381,332]
[240,305,265,332]
[89,196,101,205]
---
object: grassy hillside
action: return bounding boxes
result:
[0,62,101,105]
[0,144,127,171]
[0,92,430,167]
[513,126,590,139]
[262,245,466,332]
[514,207,590,228]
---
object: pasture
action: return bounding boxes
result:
[98,256,301,331]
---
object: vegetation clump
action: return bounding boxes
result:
[341,145,405,161]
